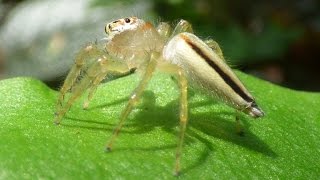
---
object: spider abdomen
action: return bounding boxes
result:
[163,32,263,117]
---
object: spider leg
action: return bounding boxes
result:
[56,44,103,109]
[82,73,106,109]
[204,39,226,61]
[106,52,159,151]
[169,20,226,62]
[58,45,101,99]
[54,57,107,124]
[159,63,188,176]
[170,19,194,38]
[54,52,131,124]
[235,110,245,136]
[83,59,134,110]
[156,22,172,39]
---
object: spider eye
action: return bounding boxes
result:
[105,26,108,34]
[124,18,131,23]
[105,24,111,34]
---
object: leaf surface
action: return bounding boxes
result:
[0,72,319,179]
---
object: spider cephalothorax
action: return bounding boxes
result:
[54,17,264,175]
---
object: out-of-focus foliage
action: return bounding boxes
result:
[0,0,320,90]
[91,0,136,6]
[0,0,152,87]
[150,0,320,90]
[152,1,309,62]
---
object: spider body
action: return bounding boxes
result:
[54,17,264,175]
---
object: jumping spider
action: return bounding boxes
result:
[54,17,264,175]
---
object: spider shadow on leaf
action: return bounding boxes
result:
[60,87,276,174]
[127,90,276,172]
[60,95,130,132]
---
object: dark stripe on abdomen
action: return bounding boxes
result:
[183,36,253,102]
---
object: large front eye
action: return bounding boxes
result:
[124,18,131,23]
[105,24,112,34]
[105,25,109,34]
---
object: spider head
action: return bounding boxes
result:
[105,17,143,38]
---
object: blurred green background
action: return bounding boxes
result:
[0,0,319,91]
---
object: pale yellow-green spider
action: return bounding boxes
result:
[54,17,264,175]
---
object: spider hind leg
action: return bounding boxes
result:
[235,110,245,136]
[158,63,188,175]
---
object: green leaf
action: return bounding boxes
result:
[0,72,319,179]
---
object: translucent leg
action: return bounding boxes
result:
[169,20,225,63]
[54,75,93,124]
[174,69,188,176]
[235,110,244,136]
[204,39,226,61]
[83,73,107,109]
[168,19,225,63]
[81,57,134,109]
[156,22,172,40]
[54,57,105,124]
[170,19,194,38]
[56,44,103,111]
[159,63,188,175]
[54,54,131,124]
[105,52,159,151]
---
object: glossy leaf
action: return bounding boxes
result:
[0,72,319,179]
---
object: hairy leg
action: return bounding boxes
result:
[106,52,159,151]
[83,58,134,109]
[156,22,172,40]
[159,62,188,175]
[235,110,244,136]
[54,52,131,124]
[204,39,226,61]
[82,73,107,109]
[56,44,103,109]
[170,19,193,38]
[168,19,224,61]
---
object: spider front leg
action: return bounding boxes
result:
[82,73,106,110]
[106,52,159,151]
[54,49,131,124]
[159,63,188,176]
[56,44,104,109]
[83,63,135,110]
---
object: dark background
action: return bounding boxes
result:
[1,0,319,91]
